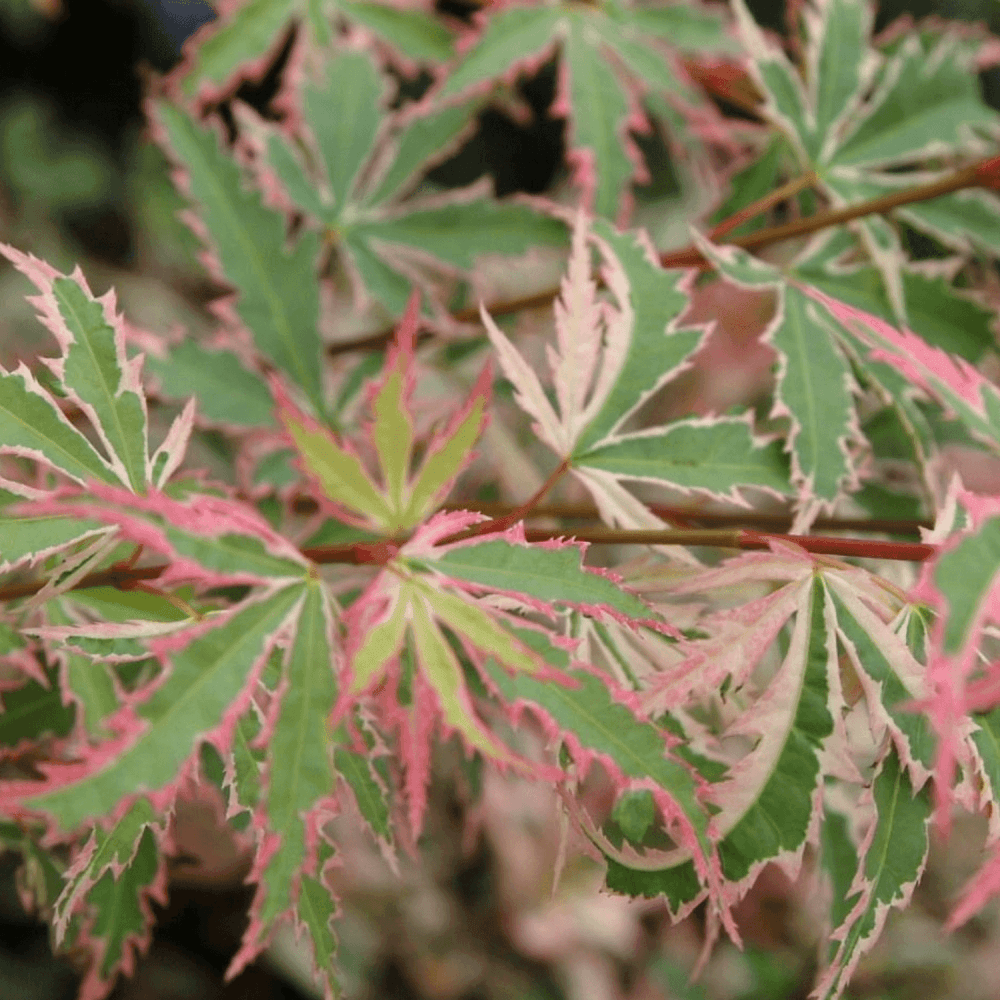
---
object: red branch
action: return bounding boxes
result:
[0,522,938,604]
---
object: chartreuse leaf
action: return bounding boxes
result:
[279,304,487,533]
[816,750,930,1000]
[426,537,655,621]
[409,593,513,761]
[345,568,543,835]
[157,104,325,415]
[241,579,339,991]
[27,583,304,830]
[563,15,633,220]
[575,418,791,502]
[279,395,395,527]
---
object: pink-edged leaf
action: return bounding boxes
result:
[708,577,835,890]
[0,362,117,490]
[334,742,393,849]
[574,416,792,504]
[294,840,340,1000]
[825,571,936,786]
[52,797,156,943]
[341,512,561,833]
[53,797,166,1000]
[814,749,931,1000]
[482,623,723,922]
[233,579,340,982]
[906,494,1000,822]
[155,102,326,415]
[483,212,701,459]
[425,528,666,627]
[1,247,151,491]
[807,284,1000,454]
[44,599,120,739]
[3,582,305,831]
[29,484,309,589]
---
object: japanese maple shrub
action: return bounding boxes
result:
[3,0,1000,997]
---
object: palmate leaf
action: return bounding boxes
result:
[443,0,732,219]
[277,293,489,533]
[814,750,931,1000]
[342,511,559,833]
[592,543,943,995]
[177,0,453,99]
[29,484,311,591]
[483,213,792,524]
[3,582,306,831]
[257,50,566,317]
[231,578,341,998]
[342,508,722,906]
[0,246,194,498]
[483,624,719,917]
[156,103,326,416]
[694,236,858,509]
[604,571,835,913]
[734,0,1000,355]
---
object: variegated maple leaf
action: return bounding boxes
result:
[482,211,791,531]
[443,0,735,219]
[276,293,723,907]
[701,0,1000,516]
